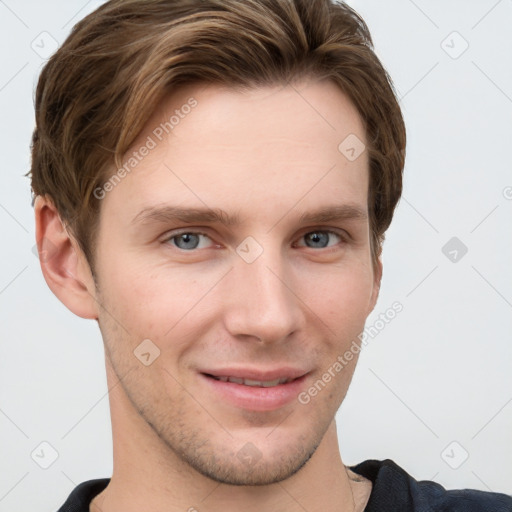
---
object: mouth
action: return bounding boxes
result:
[203,374,295,387]
[199,368,309,411]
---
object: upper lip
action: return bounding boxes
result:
[200,367,309,381]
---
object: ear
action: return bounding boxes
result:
[367,256,383,315]
[34,195,99,319]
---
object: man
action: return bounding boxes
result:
[29,0,512,510]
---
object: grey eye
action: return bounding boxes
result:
[172,233,203,250]
[303,231,340,249]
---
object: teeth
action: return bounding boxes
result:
[261,379,283,387]
[211,375,292,387]
[245,378,280,387]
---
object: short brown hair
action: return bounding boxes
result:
[28,0,406,273]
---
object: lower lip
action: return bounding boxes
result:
[200,373,308,411]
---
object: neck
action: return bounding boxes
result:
[91,360,366,512]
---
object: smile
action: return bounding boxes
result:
[207,375,294,387]
[199,369,309,411]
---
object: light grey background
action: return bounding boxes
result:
[0,1,511,510]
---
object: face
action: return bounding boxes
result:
[92,78,381,485]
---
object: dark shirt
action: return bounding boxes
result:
[56,458,512,511]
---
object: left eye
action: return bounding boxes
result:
[295,230,343,249]
[163,230,343,251]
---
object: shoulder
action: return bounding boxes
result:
[56,478,110,512]
[347,458,512,512]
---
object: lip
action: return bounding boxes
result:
[200,367,308,382]
[199,367,310,412]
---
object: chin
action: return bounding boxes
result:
[184,441,317,486]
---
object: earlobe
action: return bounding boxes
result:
[34,195,99,320]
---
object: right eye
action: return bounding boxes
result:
[162,231,215,251]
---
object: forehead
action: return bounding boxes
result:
[102,79,369,226]
[143,78,366,149]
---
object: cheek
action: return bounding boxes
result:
[98,243,374,344]
[302,262,374,329]
[101,260,216,348]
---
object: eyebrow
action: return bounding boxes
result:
[131,203,368,227]
[299,204,368,224]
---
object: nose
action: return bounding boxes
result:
[222,244,304,344]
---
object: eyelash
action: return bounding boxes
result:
[161,229,349,252]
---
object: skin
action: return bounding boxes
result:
[35,78,381,512]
